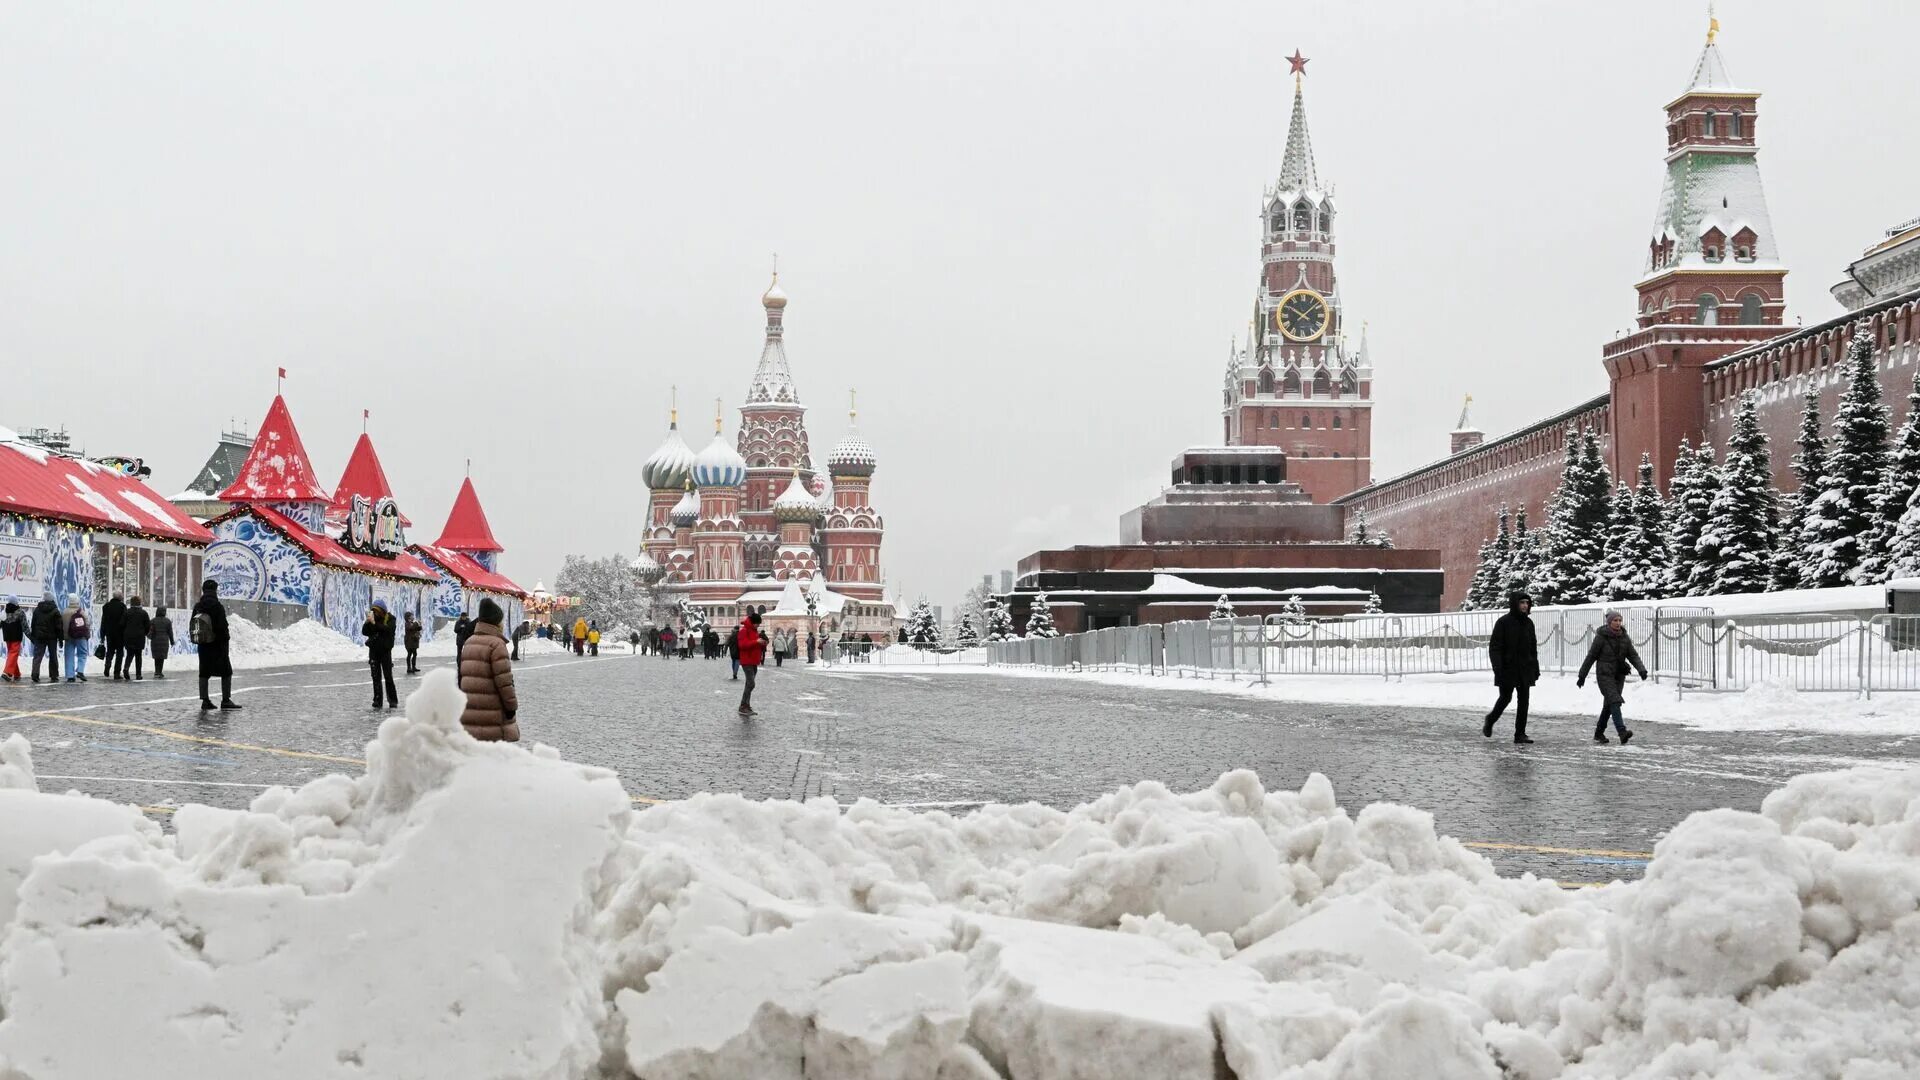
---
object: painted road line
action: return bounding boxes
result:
[35,775,279,789]
[0,706,366,767]
[85,742,241,767]
[1462,840,1654,860]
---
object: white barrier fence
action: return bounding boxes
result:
[985,609,1920,697]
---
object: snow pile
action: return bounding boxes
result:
[3,697,1919,1076]
[224,613,464,670]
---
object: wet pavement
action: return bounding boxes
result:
[5,652,1916,886]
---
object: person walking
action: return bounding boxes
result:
[63,598,91,682]
[511,620,529,661]
[657,625,675,659]
[363,600,399,708]
[572,616,588,656]
[1577,610,1650,745]
[454,611,475,660]
[458,598,519,742]
[588,622,600,657]
[101,591,126,681]
[1483,592,1539,744]
[727,622,741,680]
[402,612,422,674]
[29,594,60,682]
[194,579,239,710]
[771,627,786,668]
[148,606,172,679]
[120,596,151,681]
[628,629,641,655]
[1,599,23,682]
[736,611,765,716]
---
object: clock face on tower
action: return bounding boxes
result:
[1274,289,1330,342]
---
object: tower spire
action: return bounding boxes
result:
[1278,50,1318,191]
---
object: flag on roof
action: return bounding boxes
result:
[217,395,331,504]
[433,476,503,554]
[328,432,412,526]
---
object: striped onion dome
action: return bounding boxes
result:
[669,487,700,527]
[692,432,747,489]
[640,423,695,491]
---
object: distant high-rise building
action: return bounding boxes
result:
[999,570,1013,594]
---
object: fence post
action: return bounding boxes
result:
[1652,608,1661,686]
[1860,621,1871,701]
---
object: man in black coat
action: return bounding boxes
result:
[1485,592,1539,744]
[194,579,239,710]
[29,594,62,682]
[454,612,475,661]
[101,592,127,680]
[120,597,152,680]
[362,600,399,709]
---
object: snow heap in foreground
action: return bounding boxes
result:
[2,683,1919,1078]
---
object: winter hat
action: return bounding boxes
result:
[371,599,388,612]
[202,579,219,594]
[748,610,763,625]
[477,597,504,625]
[1603,609,1624,622]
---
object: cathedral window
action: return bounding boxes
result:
[1332,415,1342,429]
[1311,369,1332,397]
[1695,295,1720,325]
[1703,110,1717,137]
[1282,369,1302,397]
[1317,207,1332,234]
[1739,293,1764,325]
[1292,203,1312,232]
[1730,110,1743,138]
[1257,368,1276,395]
[1268,411,1279,428]
[1300,413,1311,429]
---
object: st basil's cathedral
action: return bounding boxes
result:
[635,274,895,637]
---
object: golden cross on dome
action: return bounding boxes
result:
[1706,1,1719,43]
[714,397,723,434]
[849,388,858,423]
[669,384,678,425]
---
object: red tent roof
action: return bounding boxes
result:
[433,477,503,554]
[213,504,439,583]
[0,442,213,545]
[411,543,528,598]
[218,396,331,504]
[327,433,412,526]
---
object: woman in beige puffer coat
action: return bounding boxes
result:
[459,598,519,742]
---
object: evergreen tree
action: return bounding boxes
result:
[1858,366,1920,583]
[1024,592,1059,638]
[1364,590,1383,614]
[1464,505,1511,609]
[1683,444,1724,597]
[1348,508,1393,548]
[1507,507,1544,598]
[1699,391,1779,595]
[1281,594,1307,624]
[1463,534,1497,611]
[1630,453,1672,599]
[956,615,980,647]
[1804,332,1890,588]
[1882,488,1920,578]
[1783,390,1830,589]
[1209,594,1236,620]
[1597,480,1635,601]
[906,598,941,646]
[1538,426,1613,604]
[1665,439,1710,596]
[983,597,1016,642]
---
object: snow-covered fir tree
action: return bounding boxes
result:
[1347,508,1393,548]
[1664,439,1712,597]
[554,553,653,630]
[955,615,979,647]
[1507,507,1544,598]
[1537,427,1612,604]
[1682,444,1725,597]
[1281,594,1307,624]
[905,599,941,646]
[1698,391,1779,595]
[1024,592,1059,638]
[1363,590,1383,614]
[1803,332,1890,588]
[1209,594,1236,620]
[1629,453,1671,600]
[1597,480,1636,601]
[1881,486,1920,579]
[1464,505,1512,610]
[1858,366,1920,583]
[1781,390,1830,590]
[983,597,1016,642]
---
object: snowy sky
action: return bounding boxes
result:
[3,1,1917,608]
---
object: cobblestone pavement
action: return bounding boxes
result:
[5,653,1916,885]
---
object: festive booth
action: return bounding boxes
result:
[0,427,214,653]
[204,398,439,640]
[409,477,527,631]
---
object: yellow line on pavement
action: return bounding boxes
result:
[0,706,366,767]
[1464,840,1652,860]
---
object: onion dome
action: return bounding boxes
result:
[827,429,876,477]
[631,549,666,585]
[640,422,695,491]
[692,431,747,488]
[762,273,788,310]
[772,471,821,523]
[669,486,699,527]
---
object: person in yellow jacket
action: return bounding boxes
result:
[587,622,601,657]
[571,616,588,657]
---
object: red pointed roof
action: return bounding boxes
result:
[217,395,331,504]
[410,543,528,598]
[327,433,412,526]
[433,477,503,554]
[208,504,440,583]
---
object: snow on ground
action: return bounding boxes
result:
[835,660,1920,736]
[3,678,1920,1076]
[224,616,582,670]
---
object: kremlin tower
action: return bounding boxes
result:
[640,273,891,632]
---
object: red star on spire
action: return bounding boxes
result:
[1287,49,1309,77]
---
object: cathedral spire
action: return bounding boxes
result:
[1277,50,1319,192]
[745,269,799,405]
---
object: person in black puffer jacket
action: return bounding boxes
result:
[29,594,61,682]
[120,597,152,680]
[194,580,239,710]
[363,600,399,709]
[1578,610,1650,745]
[1484,592,1540,744]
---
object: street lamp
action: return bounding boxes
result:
[805,592,820,664]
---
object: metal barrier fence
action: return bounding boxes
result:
[984,609,1920,697]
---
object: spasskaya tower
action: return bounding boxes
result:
[1222,50,1372,503]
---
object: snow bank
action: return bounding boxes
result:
[3,698,1919,1076]
[224,613,470,670]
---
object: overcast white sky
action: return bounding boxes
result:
[4,1,1916,608]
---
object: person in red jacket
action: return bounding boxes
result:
[736,611,766,716]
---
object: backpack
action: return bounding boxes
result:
[190,612,213,645]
